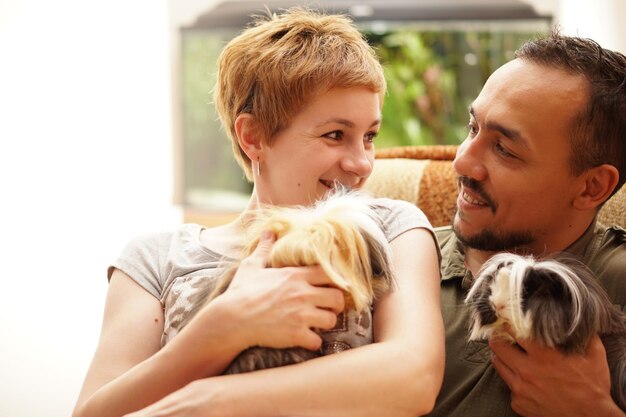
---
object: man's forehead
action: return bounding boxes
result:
[485,59,587,100]
[470,59,588,162]
[472,60,586,137]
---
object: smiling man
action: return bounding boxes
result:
[428,32,626,417]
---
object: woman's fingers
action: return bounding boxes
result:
[240,230,276,268]
[311,286,345,315]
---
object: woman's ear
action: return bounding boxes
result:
[573,164,619,210]
[234,113,263,160]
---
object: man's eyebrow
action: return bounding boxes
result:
[316,118,381,129]
[469,105,528,147]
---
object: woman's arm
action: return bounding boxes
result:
[72,270,243,417]
[74,234,345,417]
[128,228,445,417]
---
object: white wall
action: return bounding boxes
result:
[524,0,626,53]
[557,0,626,53]
[0,1,181,416]
[0,0,624,416]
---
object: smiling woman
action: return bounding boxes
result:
[252,87,380,206]
[73,7,444,417]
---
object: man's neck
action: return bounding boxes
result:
[462,216,597,277]
[464,248,496,277]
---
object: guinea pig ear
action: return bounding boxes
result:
[520,263,584,350]
[361,227,394,293]
[520,266,569,313]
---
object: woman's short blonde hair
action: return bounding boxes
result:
[214,7,387,180]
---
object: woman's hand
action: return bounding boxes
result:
[223,230,346,350]
[173,231,346,368]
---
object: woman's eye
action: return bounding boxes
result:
[324,131,343,141]
[466,123,478,137]
[365,131,378,143]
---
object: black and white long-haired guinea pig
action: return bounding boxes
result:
[465,252,626,411]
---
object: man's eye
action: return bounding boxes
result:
[495,142,514,158]
[466,123,478,137]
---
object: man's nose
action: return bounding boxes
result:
[453,137,488,182]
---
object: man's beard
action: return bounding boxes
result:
[452,218,535,252]
[452,212,534,251]
[453,175,535,251]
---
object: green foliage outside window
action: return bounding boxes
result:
[367,29,545,148]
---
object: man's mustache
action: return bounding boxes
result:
[457,176,497,214]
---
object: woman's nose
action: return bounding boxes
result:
[340,144,373,179]
[453,137,487,182]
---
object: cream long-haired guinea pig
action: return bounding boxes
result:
[185,189,395,374]
[465,253,626,411]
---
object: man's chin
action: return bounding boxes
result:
[452,221,534,252]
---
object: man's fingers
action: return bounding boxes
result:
[489,337,526,372]
[586,334,606,358]
[491,352,516,389]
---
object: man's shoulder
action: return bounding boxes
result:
[434,225,455,247]
[587,224,626,309]
[600,224,626,245]
[590,224,626,265]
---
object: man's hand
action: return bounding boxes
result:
[490,333,624,417]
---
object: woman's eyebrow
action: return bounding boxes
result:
[316,118,381,129]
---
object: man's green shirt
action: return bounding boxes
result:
[427,222,626,417]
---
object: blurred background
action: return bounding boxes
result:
[0,0,624,415]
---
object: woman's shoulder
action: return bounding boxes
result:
[121,223,202,254]
[370,197,430,224]
[109,223,216,298]
[112,223,208,277]
[367,197,433,242]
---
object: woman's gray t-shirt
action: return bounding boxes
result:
[109,198,436,348]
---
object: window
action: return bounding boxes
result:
[174,0,550,212]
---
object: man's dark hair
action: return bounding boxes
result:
[516,31,626,197]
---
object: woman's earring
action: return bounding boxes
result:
[256,157,261,177]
